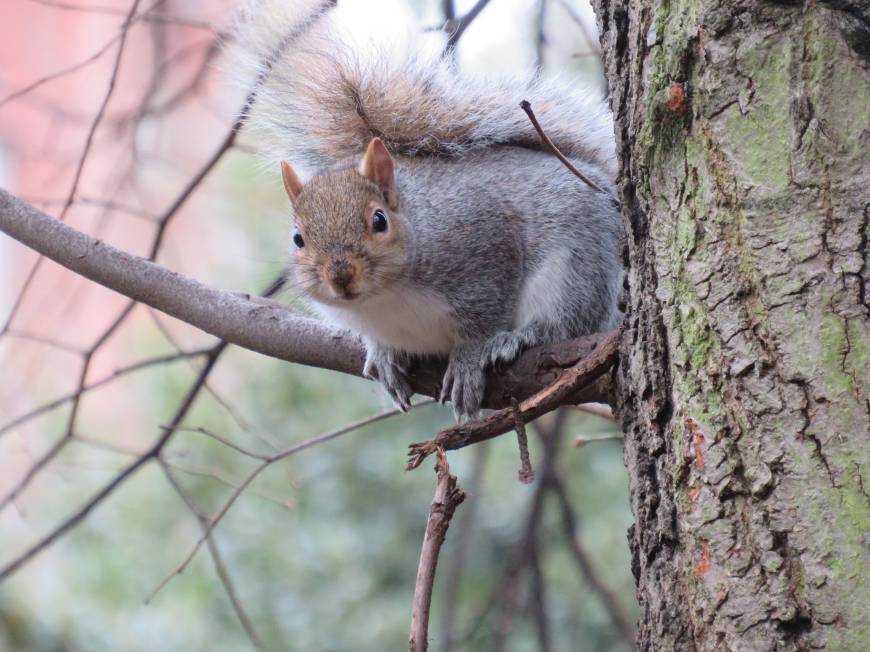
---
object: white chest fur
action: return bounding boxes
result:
[314,284,458,355]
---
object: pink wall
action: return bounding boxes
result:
[0,1,240,483]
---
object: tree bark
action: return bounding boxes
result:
[591,0,869,649]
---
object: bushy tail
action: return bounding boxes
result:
[231,0,615,174]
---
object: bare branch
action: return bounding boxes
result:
[0,348,210,439]
[2,0,334,339]
[461,411,567,649]
[527,542,553,652]
[19,195,158,221]
[512,398,535,484]
[573,433,623,447]
[438,443,488,652]
[534,0,548,71]
[0,15,125,109]
[0,342,224,583]
[147,399,437,602]
[47,0,141,222]
[4,329,83,354]
[160,462,267,652]
[26,0,216,30]
[1,0,147,336]
[555,0,601,54]
[442,0,493,52]
[551,476,636,645]
[160,425,270,461]
[407,331,618,469]
[409,450,466,652]
[570,402,615,421]
[0,190,613,411]
[520,100,608,195]
[147,308,253,434]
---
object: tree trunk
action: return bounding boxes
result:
[591,0,869,649]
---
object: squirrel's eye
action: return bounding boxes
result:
[372,209,388,233]
[292,229,305,248]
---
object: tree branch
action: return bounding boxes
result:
[520,100,608,195]
[442,0,493,52]
[0,190,613,410]
[409,450,466,652]
[406,331,618,469]
[550,475,636,645]
[160,462,267,652]
[0,342,225,583]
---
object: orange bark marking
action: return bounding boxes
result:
[666,83,688,114]
[693,542,711,577]
[684,417,705,469]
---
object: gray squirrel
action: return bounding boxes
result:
[233,0,623,418]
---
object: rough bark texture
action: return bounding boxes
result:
[591,0,869,649]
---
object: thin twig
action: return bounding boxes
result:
[4,329,83,354]
[409,450,466,652]
[556,0,601,53]
[459,411,567,648]
[19,195,158,221]
[0,0,150,336]
[534,0,548,71]
[0,1,341,588]
[573,433,623,447]
[160,462,267,652]
[146,308,253,434]
[438,443,488,652]
[0,348,210,439]
[0,0,146,502]
[571,402,615,421]
[0,0,160,109]
[26,0,215,29]
[520,100,607,194]
[147,399,436,603]
[512,398,535,484]
[527,542,553,652]
[58,0,145,222]
[0,0,339,514]
[550,476,636,645]
[442,0,493,52]
[0,343,225,583]
[160,426,269,461]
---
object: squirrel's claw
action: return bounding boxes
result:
[364,344,412,412]
[438,374,452,405]
[441,345,485,420]
[378,366,413,413]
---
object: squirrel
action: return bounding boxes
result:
[232,0,624,418]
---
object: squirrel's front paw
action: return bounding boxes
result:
[364,346,412,412]
[440,345,486,420]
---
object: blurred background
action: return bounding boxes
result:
[0,1,635,650]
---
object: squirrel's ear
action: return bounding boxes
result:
[280,161,303,202]
[360,138,397,209]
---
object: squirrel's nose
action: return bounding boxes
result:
[327,259,355,291]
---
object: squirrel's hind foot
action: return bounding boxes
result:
[440,343,487,421]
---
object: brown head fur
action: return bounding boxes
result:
[282,139,408,306]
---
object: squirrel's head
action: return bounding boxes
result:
[281,138,408,306]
